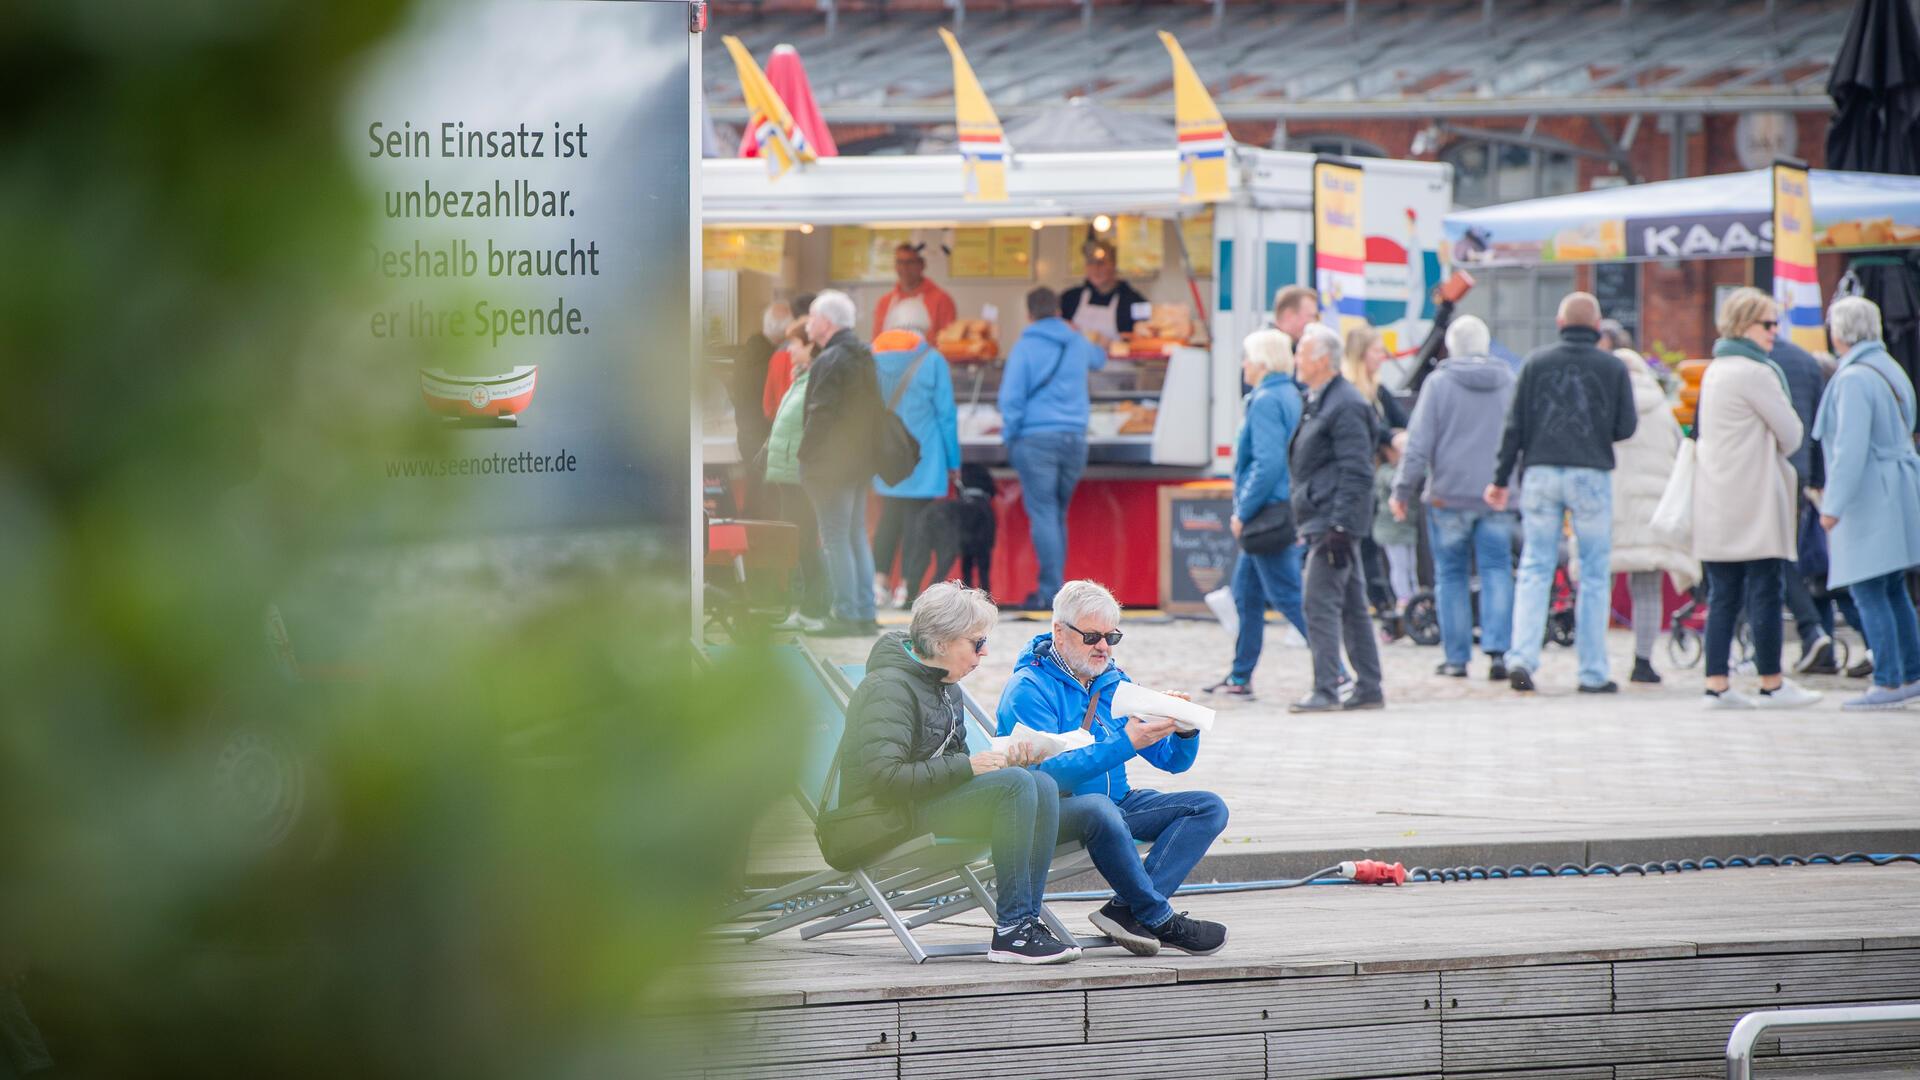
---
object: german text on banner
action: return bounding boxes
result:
[939,29,1009,202]
[1314,158,1367,336]
[722,36,815,180]
[1772,161,1824,354]
[1160,32,1229,204]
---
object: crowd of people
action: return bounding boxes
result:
[791,274,1919,965]
[1219,286,1919,714]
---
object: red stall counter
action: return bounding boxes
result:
[987,473,1210,609]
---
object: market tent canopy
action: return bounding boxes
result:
[1442,168,1920,269]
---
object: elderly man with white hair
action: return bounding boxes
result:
[995,580,1230,957]
[1289,321,1387,712]
[799,289,885,636]
[1812,296,1920,709]
[1389,315,1519,680]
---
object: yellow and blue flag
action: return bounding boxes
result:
[1314,158,1368,337]
[722,35,816,180]
[938,29,1009,202]
[1159,31,1230,203]
[1772,161,1825,354]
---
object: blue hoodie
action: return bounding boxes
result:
[994,632,1198,801]
[998,317,1108,444]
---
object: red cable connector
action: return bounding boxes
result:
[1338,859,1407,885]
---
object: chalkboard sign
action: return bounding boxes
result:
[1158,483,1238,615]
[1594,262,1639,344]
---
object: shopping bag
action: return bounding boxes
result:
[1648,439,1696,550]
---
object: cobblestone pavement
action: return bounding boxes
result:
[781,613,1920,874]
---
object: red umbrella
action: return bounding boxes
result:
[738,44,837,159]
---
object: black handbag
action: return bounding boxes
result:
[873,346,930,487]
[815,795,914,871]
[1238,499,1297,555]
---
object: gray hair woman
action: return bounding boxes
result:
[1692,287,1820,709]
[1812,296,1920,710]
[835,582,1077,963]
[1207,329,1309,697]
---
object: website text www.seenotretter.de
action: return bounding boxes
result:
[385,450,578,479]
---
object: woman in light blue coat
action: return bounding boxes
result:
[1812,296,1920,710]
[871,328,963,606]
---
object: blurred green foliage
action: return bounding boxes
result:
[0,3,792,1076]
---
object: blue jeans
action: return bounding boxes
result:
[802,474,876,622]
[1009,431,1087,605]
[1230,544,1308,679]
[1506,466,1613,687]
[916,767,1059,927]
[1427,507,1517,667]
[1849,570,1920,688]
[1058,788,1228,929]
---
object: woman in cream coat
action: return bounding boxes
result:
[1609,346,1699,684]
[1691,287,1820,709]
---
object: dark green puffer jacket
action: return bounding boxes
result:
[835,631,972,808]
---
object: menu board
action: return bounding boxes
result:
[704,228,784,276]
[1115,215,1164,276]
[1158,483,1238,615]
[990,227,1034,278]
[949,228,993,278]
[829,227,912,282]
[1180,211,1214,278]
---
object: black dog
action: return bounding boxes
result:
[901,463,997,601]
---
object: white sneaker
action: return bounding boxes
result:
[777,612,826,633]
[1280,625,1308,648]
[1732,659,1758,676]
[1754,678,1823,709]
[1703,689,1757,710]
[891,583,909,609]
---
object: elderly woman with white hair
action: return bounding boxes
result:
[800,289,885,636]
[1812,296,1920,710]
[1692,287,1820,709]
[1389,314,1519,680]
[835,582,1078,963]
[1207,328,1309,697]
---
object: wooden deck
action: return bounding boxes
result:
[681,865,1920,1079]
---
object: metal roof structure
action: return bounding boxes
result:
[704,0,1858,126]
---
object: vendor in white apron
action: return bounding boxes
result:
[1061,239,1151,348]
[873,243,956,340]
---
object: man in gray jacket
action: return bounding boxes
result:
[1389,316,1518,680]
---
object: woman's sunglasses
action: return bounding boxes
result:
[1063,621,1123,646]
[1757,320,1779,330]
[970,637,989,655]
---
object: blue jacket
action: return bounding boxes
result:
[873,337,962,499]
[994,633,1198,801]
[1812,340,1920,589]
[1233,372,1303,521]
[998,317,1107,443]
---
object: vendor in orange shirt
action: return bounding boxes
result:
[873,243,956,339]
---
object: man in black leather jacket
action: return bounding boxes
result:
[798,290,884,635]
[1288,323,1385,712]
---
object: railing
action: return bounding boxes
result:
[1726,1004,1920,1080]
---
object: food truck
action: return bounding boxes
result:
[701,147,1453,605]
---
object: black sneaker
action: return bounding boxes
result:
[1488,659,1509,681]
[1848,653,1875,679]
[1289,690,1343,713]
[1795,634,1837,676]
[1578,681,1619,694]
[1088,900,1161,956]
[1149,911,1227,956]
[1342,690,1386,711]
[1435,662,1468,678]
[1631,658,1662,684]
[1204,677,1254,698]
[1508,667,1536,692]
[988,918,1077,965]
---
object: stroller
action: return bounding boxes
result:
[1402,554,1576,649]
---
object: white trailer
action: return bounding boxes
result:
[703,147,1452,474]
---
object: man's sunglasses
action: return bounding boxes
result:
[1063,621,1123,647]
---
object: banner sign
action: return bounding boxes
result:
[1773,161,1825,354]
[1313,158,1367,337]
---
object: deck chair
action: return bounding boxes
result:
[713,644,1114,962]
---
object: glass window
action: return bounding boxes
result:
[1287,135,1387,160]
[1443,138,1581,356]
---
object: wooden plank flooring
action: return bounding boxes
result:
[683,866,1920,1078]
